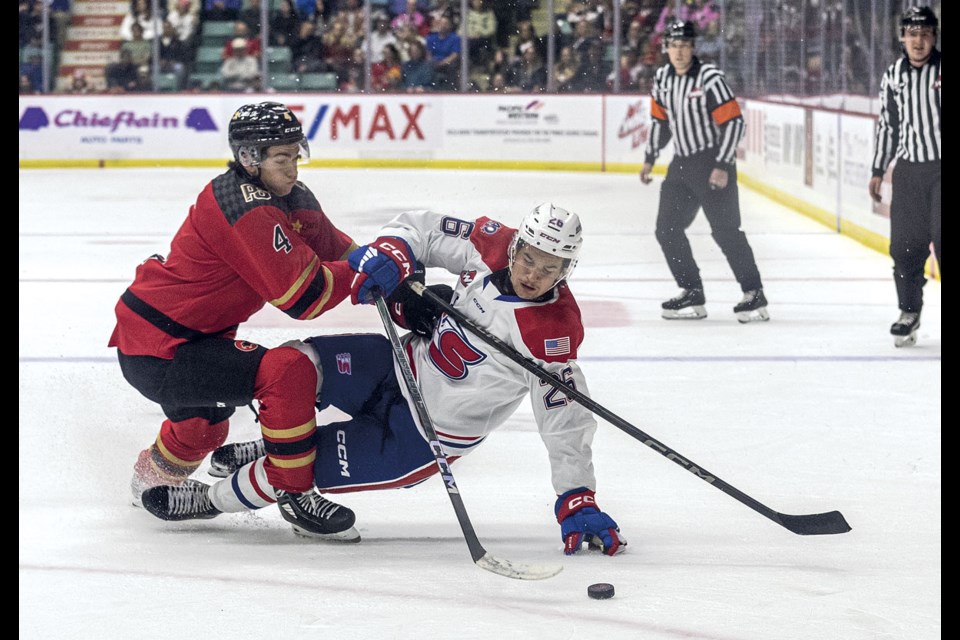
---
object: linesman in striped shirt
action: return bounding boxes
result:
[869,6,941,347]
[640,20,768,323]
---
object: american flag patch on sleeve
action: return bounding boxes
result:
[544,337,571,356]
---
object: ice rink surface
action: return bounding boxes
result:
[19,168,940,639]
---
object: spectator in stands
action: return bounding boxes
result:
[168,0,199,49]
[426,15,461,91]
[339,46,365,92]
[513,20,547,64]
[388,0,427,19]
[372,43,403,92]
[159,18,191,87]
[19,1,43,49]
[571,39,608,93]
[292,21,327,73]
[570,19,600,60]
[466,0,496,70]
[394,22,424,62]
[220,37,260,91]
[120,0,163,41]
[555,45,579,92]
[106,48,141,93]
[401,37,433,91]
[624,19,645,53]
[133,64,154,92]
[69,70,92,94]
[122,22,153,68]
[509,42,547,92]
[322,16,358,83]
[694,14,723,63]
[20,50,43,92]
[368,14,398,64]
[20,73,37,95]
[429,0,460,31]
[391,0,428,38]
[487,70,509,92]
[566,0,604,36]
[203,0,242,21]
[491,0,515,49]
[295,0,318,19]
[607,46,644,92]
[340,0,365,36]
[486,46,511,81]
[269,0,300,47]
[222,21,262,59]
[239,0,264,37]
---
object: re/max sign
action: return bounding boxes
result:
[306,103,426,141]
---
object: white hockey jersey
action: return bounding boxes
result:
[380,211,598,494]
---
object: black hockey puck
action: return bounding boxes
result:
[587,583,615,600]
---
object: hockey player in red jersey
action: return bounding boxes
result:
[109,102,415,541]
[141,204,627,556]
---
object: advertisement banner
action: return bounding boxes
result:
[439,95,602,165]
[18,95,443,162]
[602,95,674,170]
[839,114,888,236]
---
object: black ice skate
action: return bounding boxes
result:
[141,480,222,521]
[661,288,707,320]
[890,311,920,348]
[209,439,266,478]
[275,489,361,543]
[734,289,770,323]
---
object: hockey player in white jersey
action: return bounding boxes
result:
[140,204,627,556]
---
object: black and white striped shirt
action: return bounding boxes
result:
[871,49,941,175]
[644,57,745,167]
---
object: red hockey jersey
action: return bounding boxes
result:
[109,168,356,359]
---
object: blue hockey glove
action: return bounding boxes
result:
[348,237,415,304]
[555,487,627,556]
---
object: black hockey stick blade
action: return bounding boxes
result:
[409,281,852,537]
[374,293,563,580]
[776,510,852,536]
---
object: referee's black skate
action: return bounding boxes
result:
[890,311,920,347]
[275,489,361,543]
[209,439,265,477]
[141,480,222,521]
[661,288,707,319]
[734,289,770,323]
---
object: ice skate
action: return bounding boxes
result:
[141,480,222,521]
[131,445,199,508]
[734,289,770,323]
[209,439,265,478]
[661,288,707,319]
[890,311,920,348]
[275,489,361,543]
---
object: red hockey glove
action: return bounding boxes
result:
[348,236,415,304]
[555,488,627,556]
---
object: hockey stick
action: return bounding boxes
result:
[373,292,563,580]
[409,281,851,536]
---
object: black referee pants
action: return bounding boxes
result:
[889,160,941,313]
[654,150,763,293]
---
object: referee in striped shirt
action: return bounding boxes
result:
[869,5,941,346]
[640,20,768,323]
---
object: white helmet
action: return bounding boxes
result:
[509,203,583,285]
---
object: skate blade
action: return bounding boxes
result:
[662,306,707,320]
[894,333,918,348]
[292,524,362,543]
[736,308,770,324]
[207,466,231,478]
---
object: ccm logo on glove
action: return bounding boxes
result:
[348,237,416,304]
